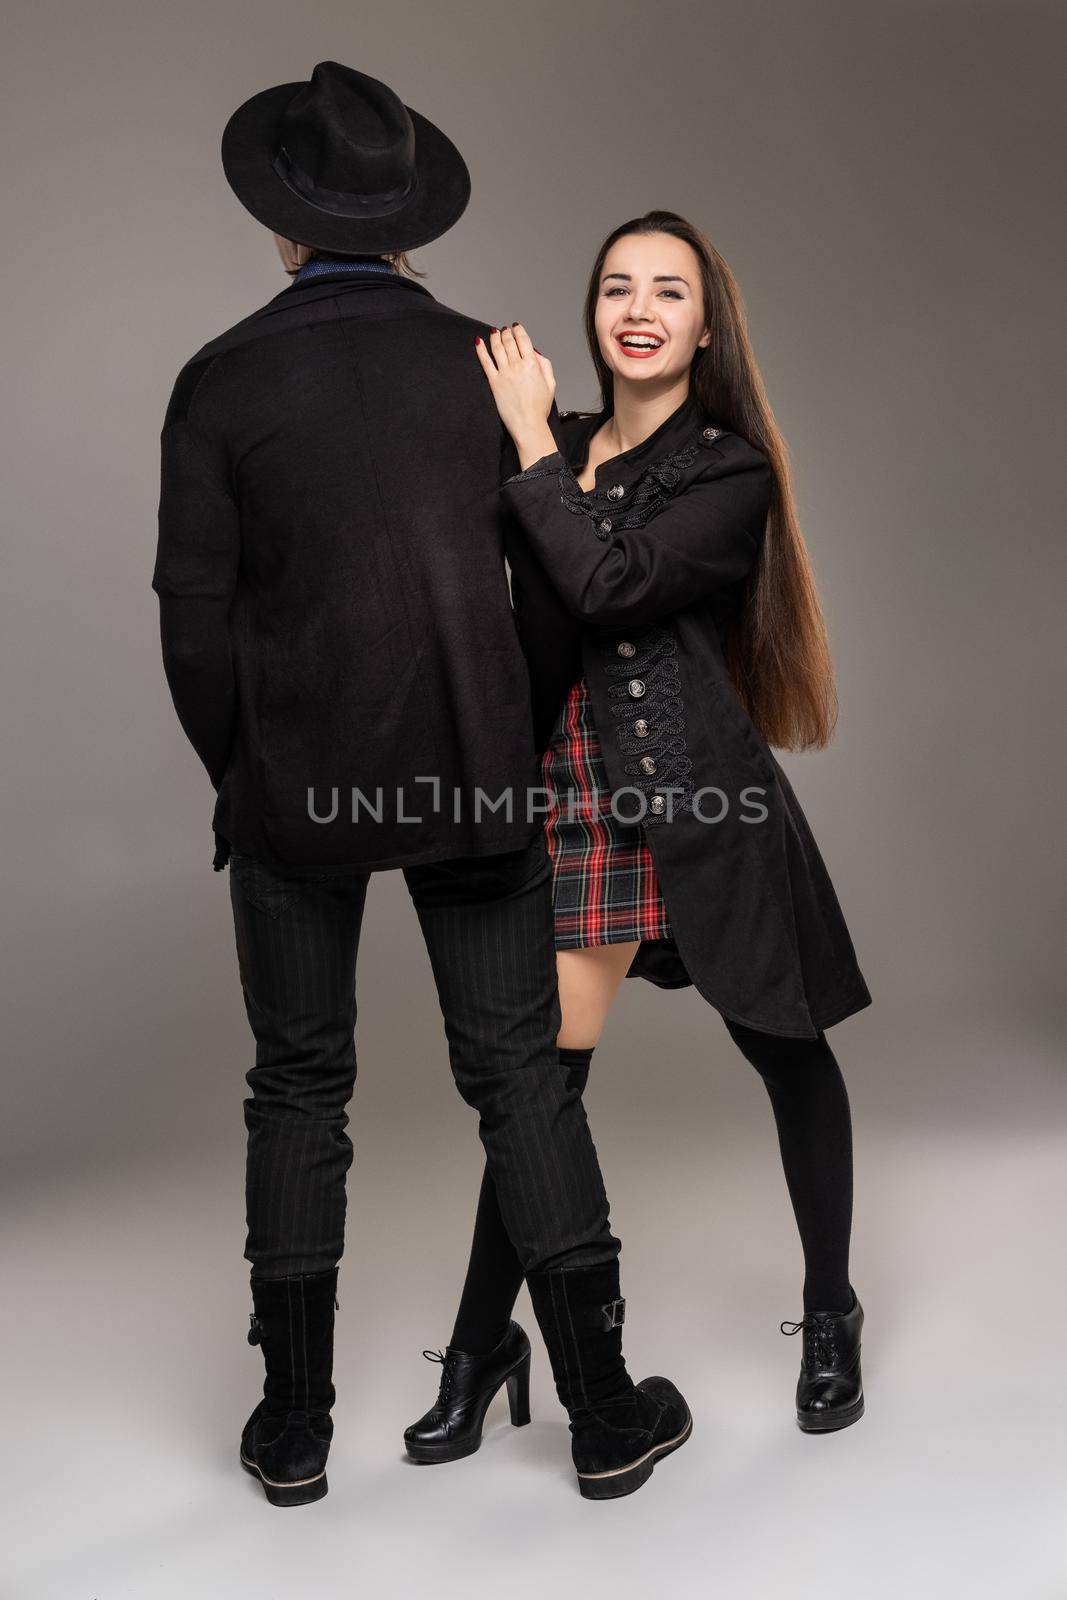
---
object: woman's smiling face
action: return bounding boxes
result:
[594,232,710,387]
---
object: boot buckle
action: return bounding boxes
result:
[601,1297,626,1331]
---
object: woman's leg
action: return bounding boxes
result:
[447,941,640,1356]
[722,1016,854,1313]
[554,943,641,1050]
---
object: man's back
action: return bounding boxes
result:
[154,270,543,872]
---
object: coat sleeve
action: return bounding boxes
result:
[152,367,241,793]
[499,437,772,630]
[500,416,584,754]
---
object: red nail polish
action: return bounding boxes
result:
[474,337,481,345]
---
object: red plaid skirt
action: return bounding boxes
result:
[541,675,673,949]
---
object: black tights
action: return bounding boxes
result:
[449,1020,854,1357]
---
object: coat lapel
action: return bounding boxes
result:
[560,392,701,488]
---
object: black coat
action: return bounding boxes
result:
[500,393,872,1039]
[153,268,547,873]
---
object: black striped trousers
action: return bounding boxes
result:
[228,833,620,1280]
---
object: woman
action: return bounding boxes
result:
[404,210,872,1463]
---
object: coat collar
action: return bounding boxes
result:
[293,258,400,283]
[275,267,436,306]
[184,263,439,369]
[562,391,702,486]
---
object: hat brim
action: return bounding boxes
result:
[221,80,471,254]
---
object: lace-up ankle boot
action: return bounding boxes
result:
[403,1320,532,1463]
[780,1288,864,1432]
[240,1267,338,1505]
[526,1260,692,1500]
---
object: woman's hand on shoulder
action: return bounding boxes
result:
[475,323,557,457]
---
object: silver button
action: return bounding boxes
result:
[639,756,657,775]
[607,484,625,500]
[633,719,650,737]
[649,795,667,815]
[702,426,721,441]
[598,518,613,534]
[617,641,636,658]
[627,679,646,698]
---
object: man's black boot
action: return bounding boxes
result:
[240,1267,338,1506]
[780,1287,865,1432]
[403,1321,532,1463]
[526,1260,692,1500]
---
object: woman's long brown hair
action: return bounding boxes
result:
[582,211,837,751]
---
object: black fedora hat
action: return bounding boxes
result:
[221,61,471,254]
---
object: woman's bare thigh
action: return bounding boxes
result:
[555,941,641,1049]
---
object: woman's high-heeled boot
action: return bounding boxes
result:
[403,1043,596,1467]
[240,1267,338,1506]
[780,1288,864,1432]
[403,1320,532,1463]
[526,1259,693,1500]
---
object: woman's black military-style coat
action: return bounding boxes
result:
[500,391,872,1039]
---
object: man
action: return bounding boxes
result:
[153,60,689,1506]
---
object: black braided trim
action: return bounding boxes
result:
[603,439,701,529]
[604,624,693,824]
[504,437,702,541]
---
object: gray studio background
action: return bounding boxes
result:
[3,3,1064,1598]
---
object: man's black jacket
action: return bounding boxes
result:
[153,267,566,873]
